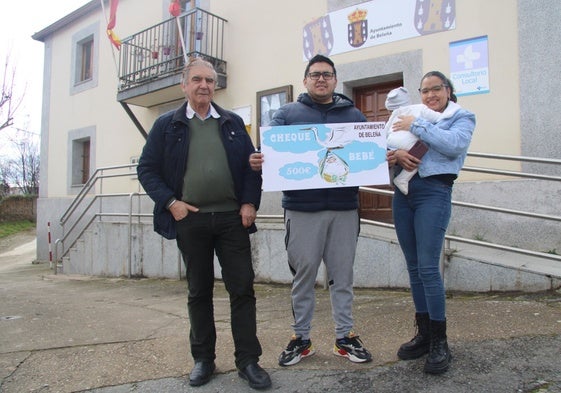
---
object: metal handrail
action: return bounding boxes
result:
[53,209,152,275]
[60,164,137,225]
[357,187,561,223]
[55,181,141,273]
[467,152,561,164]
[358,151,561,264]
[356,187,561,262]
[445,235,561,262]
[463,152,561,181]
[53,213,97,274]
[452,200,561,222]
[56,152,560,276]
[461,166,561,181]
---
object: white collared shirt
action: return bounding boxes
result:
[186,102,221,121]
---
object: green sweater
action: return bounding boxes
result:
[181,117,238,212]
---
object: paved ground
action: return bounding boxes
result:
[1,230,560,392]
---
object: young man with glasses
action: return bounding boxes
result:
[250,54,373,367]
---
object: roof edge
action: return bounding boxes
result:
[32,1,103,42]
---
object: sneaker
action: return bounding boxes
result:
[278,335,315,366]
[333,332,373,363]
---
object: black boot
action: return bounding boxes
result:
[397,313,430,360]
[424,319,451,374]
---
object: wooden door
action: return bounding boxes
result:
[81,140,91,185]
[353,81,402,223]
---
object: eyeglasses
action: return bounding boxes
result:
[419,84,448,94]
[307,71,335,81]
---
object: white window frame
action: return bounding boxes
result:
[68,127,96,194]
[70,22,99,94]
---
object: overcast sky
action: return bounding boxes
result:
[0,1,90,155]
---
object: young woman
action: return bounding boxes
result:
[387,71,476,374]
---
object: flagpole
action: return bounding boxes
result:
[100,0,120,80]
[169,0,188,64]
[176,17,189,64]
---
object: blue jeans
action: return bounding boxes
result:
[175,211,262,369]
[392,174,452,321]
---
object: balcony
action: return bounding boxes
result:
[117,8,227,108]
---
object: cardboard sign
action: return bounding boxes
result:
[259,122,390,192]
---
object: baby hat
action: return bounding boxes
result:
[385,87,411,110]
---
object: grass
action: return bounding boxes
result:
[0,220,35,239]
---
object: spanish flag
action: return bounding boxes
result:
[106,0,121,50]
[169,0,181,17]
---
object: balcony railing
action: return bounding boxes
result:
[118,8,227,95]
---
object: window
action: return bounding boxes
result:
[180,0,208,12]
[78,38,93,82]
[71,22,99,94]
[181,0,193,11]
[68,127,96,193]
[71,138,91,186]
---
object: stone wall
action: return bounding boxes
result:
[0,196,37,222]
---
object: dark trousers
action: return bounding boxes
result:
[175,211,262,369]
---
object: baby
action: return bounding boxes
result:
[385,87,440,195]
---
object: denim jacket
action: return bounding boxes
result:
[409,101,476,177]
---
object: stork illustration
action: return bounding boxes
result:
[300,126,351,184]
[301,126,353,149]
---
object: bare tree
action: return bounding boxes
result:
[0,53,25,132]
[1,129,40,195]
[0,166,9,198]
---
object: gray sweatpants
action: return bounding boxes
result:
[284,209,360,340]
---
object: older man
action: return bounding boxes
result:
[137,58,270,389]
